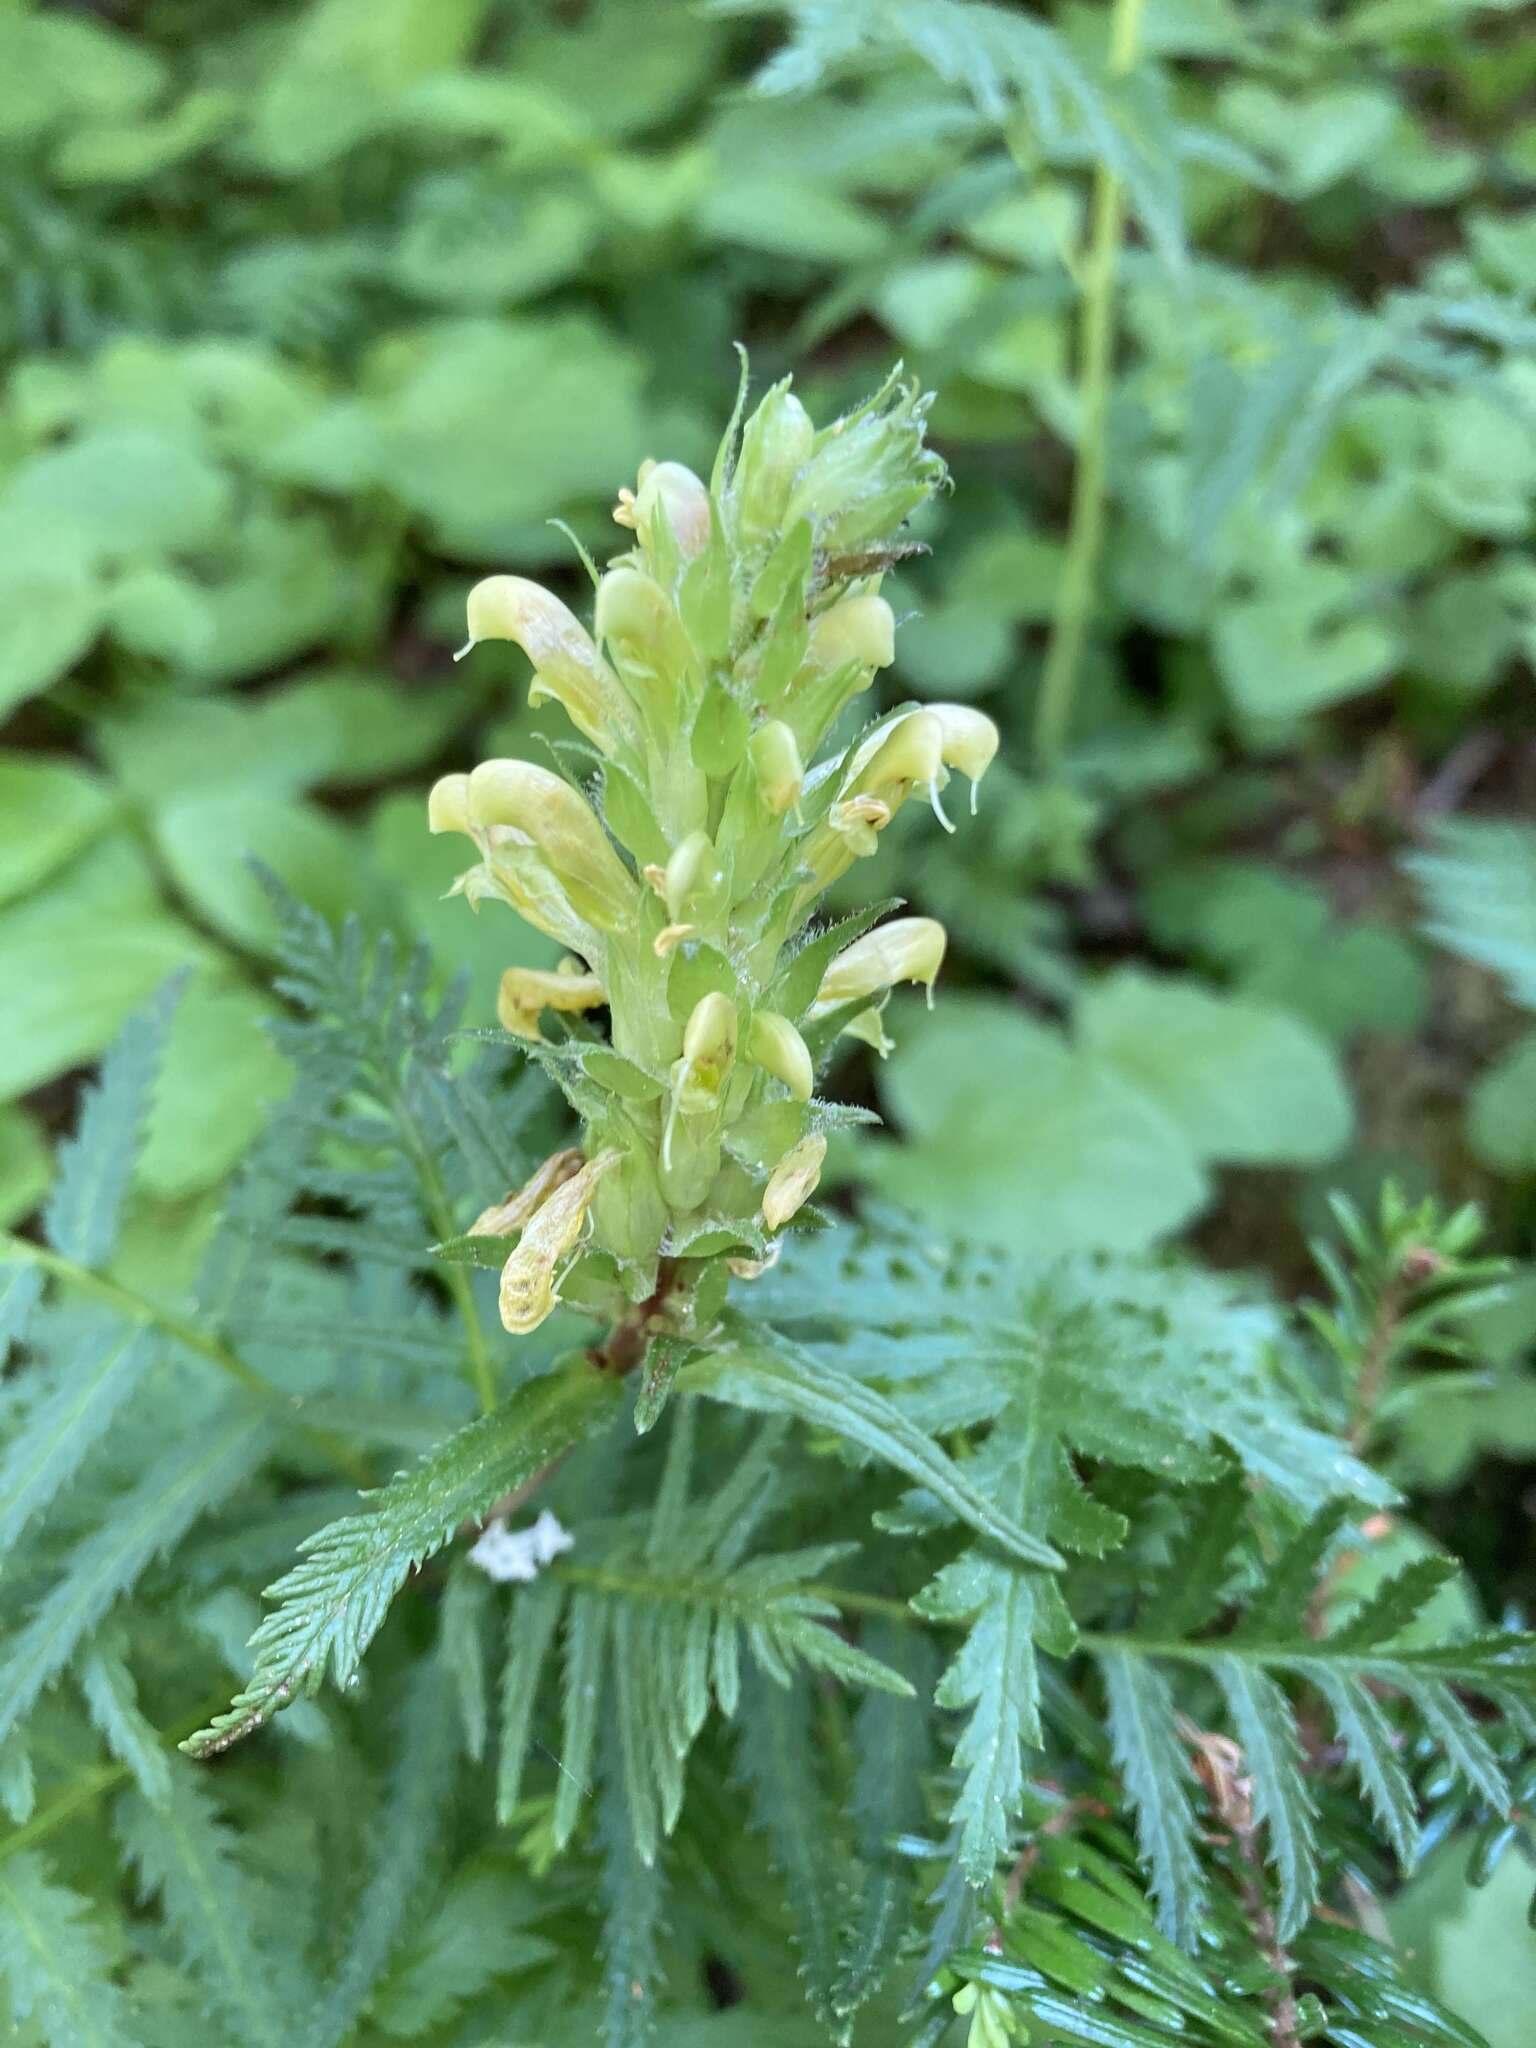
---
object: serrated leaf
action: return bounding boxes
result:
[686,1323,1063,1570]
[45,977,181,1267]
[184,1360,620,1756]
[117,1765,292,2048]
[311,1653,461,2048]
[0,1409,271,1747]
[1101,1652,1207,1948]
[0,1327,153,1566]
[1215,1657,1320,1940]
[0,1851,137,2048]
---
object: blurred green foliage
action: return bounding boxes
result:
[2,0,1536,2034]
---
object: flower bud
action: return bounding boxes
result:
[664,991,739,1171]
[682,990,737,1083]
[594,564,690,685]
[806,594,895,676]
[734,382,814,543]
[497,1149,619,1333]
[630,459,711,558]
[762,1132,826,1231]
[748,720,803,815]
[496,963,606,1041]
[748,1011,814,1101]
[813,917,947,1012]
[458,576,636,756]
[469,759,636,932]
[663,830,727,924]
[783,377,946,551]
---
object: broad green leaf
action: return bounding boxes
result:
[3,426,231,557]
[0,754,114,908]
[865,994,1206,1255]
[1214,574,1398,718]
[369,316,655,556]
[1408,820,1536,1011]
[1079,970,1353,1166]
[155,791,362,957]
[0,12,161,140]
[1218,83,1398,196]
[138,984,291,1199]
[51,86,236,185]
[0,563,103,719]
[0,840,213,1100]
[1468,1029,1536,1174]
[700,177,892,261]
[254,670,462,787]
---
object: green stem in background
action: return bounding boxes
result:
[0,1234,370,1487]
[1033,0,1146,767]
[387,1080,499,1417]
[0,1697,227,1868]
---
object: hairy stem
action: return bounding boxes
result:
[1348,1269,1405,1456]
[1033,0,1145,766]
[0,1234,370,1486]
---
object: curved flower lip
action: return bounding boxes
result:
[456,574,639,756]
[466,759,637,932]
[812,915,947,1012]
[428,772,472,837]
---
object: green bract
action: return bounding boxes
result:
[431,370,993,1335]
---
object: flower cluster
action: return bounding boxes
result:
[429,369,997,1339]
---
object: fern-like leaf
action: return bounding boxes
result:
[1090,1543,1536,1940]
[44,978,180,1268]
[0,1327,154,1566]
[0,1851,137,2048]
[1100,1651,1207,1949]
[685,1322,1064,1568]
[116,1764,293,2048]
[493,1409,910,1870]
[185,1360,620,1756]
[598,1717,667,2047]
[311,1652,461,2048]
[737,1663,852,2034]
[79,1632,172,1806]
[0,1408,271,1746]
